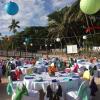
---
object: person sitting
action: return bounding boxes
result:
[0,60,2,83]
[15,67,22,80]
[65,62,71,73]
[31,57,36,65]
[72,61,79,73]
[48,63,58,76]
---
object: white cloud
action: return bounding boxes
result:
[52,0,77,8]
[0,0,77,36]
[0,0,47,35]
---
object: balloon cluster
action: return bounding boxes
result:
[4,1,19,15]
[80,0,100,15]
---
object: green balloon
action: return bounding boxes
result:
[80,0,99,15]
[96,0,100,10]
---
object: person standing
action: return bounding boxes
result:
[0,60,2,83]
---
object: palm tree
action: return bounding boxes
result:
[48,1,82,46]
[8,19,20,51]
[8,19,20,34]
[48,0,100,47]
[48,7,69,38]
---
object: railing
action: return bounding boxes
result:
[0,50,42,58]
[0,50,100,59]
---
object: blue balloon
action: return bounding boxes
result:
[4,1,19,15]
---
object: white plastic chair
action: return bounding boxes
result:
[66,81,91,100]
[12,90,39,100]
[44,83,64,100]
[12,82,39,100]
[22,90,39,100]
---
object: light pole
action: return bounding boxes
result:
[83,35,87,53]
[24,38,30,57]
[23,42,27,57]
[30,43,33,47]
[40,45,42,50]
[45,39,48,54]
[30,43,33,57]
[56,37,63,55]
[0,34,3,50]
[0,35,3,56]
[50,44,52,53]
[45,44,47,53]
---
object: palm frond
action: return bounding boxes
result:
[16,21,20,24]
[16,25,20,28]
[8,19,20,34]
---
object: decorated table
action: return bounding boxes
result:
[17,64,33,75]
[22,72,81,93]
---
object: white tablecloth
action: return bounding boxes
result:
[17,64,33,75]
[23,73,81,93]
[20,67,33,75]
[13,72,81,100]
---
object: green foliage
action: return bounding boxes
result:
[1,0,100,51]
[8,19,20,34]
[12,26,48,52]
[48,0,100,46]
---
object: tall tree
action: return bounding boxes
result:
[8,19,20,34]
[48,0,100,46]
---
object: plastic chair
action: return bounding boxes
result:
[44,83,64,100]
[22,90,39,100]
[66,81,91,100]
[12,84,39,100]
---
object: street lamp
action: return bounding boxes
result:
[23,42,27,57]
[83,35,87,40]
[40,45,42,50]
[56,37,60,42]
[24,37,30,57]
[50,44,52,47]
[30,43,33,46]
[56,37,63,55]
[23,42,26,45]
[49,44,52,53]
[83,35,87,53]
[0,34,3,50]
[30,43,33,57]
[45,44,48,54]
[45,44,47,47]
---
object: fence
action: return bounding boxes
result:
[0,50,42,58]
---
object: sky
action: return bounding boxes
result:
[0,0,76,36]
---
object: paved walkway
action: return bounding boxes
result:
[92,78,100,100]
[0,77,100,100]
[0,77,11,100]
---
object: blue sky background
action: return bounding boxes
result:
[0,0,76,36]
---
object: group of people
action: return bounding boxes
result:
[0,57,36,83]
[0,58,7,83]
[1,55,98,98]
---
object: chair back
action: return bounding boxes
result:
[14,84,28,100]
[78,81,90,100]
[73,63,79,73]
[6,82,14,96]
[46,83,62,100]
[7,76,14,96]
